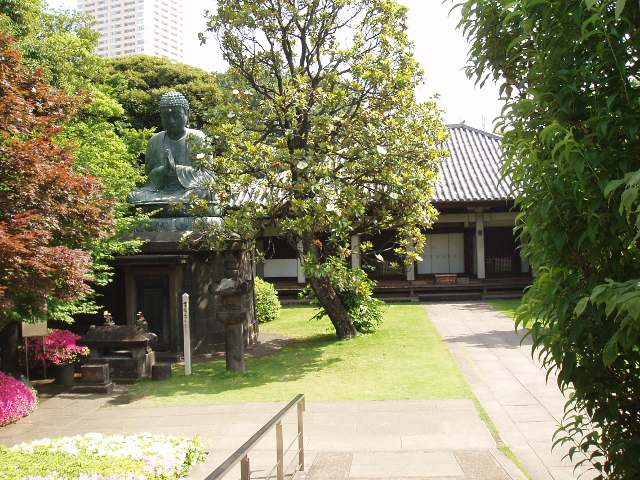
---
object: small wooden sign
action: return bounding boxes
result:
[22,321,47,338]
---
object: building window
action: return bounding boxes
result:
[98,46,108,51]
[112,37,121,42]
[97,13,107,17]
[86,9,95,13]
[138,39,144,44]
[124,49,135,53]
[98,5,108,10]
[111,17,121,21]
[124,7,134,11]
[124,21,134,26]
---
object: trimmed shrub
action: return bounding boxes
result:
[255,277,281,323]
[0,371,37,426]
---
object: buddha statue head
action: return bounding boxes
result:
[159,91,190,139]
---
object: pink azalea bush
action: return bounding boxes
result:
[0,371,37,426]
[25,329,89,366]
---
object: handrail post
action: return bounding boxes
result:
[297,397,305,471]
[241,455,250,480]
[276,421,284,480]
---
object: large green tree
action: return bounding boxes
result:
[0,36,114,374]
[458,0,640,477]
[105,55,221,131]
[199,0,447,338]
[0,1,147,373]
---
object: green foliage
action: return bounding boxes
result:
[104,55,222,130]
[198,0,447,338]
[0,2,147,326]
[254,277,281,322]
[458,0,640,477]
[306,267,386,333]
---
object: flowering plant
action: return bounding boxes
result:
[10,432,207,479]
[0,371,37,426]
[103,311,114,326]
[135,312,147,326]
[25,329,89,366]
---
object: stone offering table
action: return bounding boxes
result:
[76,325,157,383]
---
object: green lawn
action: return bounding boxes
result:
[487,300,521,320]
[488,299,536,329]
[126,304,473,406]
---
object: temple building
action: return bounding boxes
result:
[256,123,532,301]
[77,0,184,61]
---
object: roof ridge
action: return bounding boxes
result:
[445,123,504,141]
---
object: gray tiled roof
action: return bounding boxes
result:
[434,123,512,203]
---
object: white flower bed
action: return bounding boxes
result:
[12,433,207,480]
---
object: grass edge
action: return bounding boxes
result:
[472,395,533,480]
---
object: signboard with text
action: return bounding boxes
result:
[22,321,47,338]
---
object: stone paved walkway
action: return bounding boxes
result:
[424,303,596,480]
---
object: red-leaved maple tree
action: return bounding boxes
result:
[0,35,114,374]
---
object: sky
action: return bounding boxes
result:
[46,0,504,131]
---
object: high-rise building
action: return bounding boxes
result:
[77,0,184,62]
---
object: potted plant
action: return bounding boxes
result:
[24,329,89,385]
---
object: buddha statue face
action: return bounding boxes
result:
[160,106,189,138]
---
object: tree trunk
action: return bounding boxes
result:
[301,235,358,339]
[0,322,21,377]
[308,275,358,339]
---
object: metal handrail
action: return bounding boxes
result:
[205,394,305,480]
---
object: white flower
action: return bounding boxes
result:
[375,253,384,262]
[196,153,205,159]
[243,90,252,95]
[377,145,387,155]
[297,161,308,169]
[227,111,236,118]
[285,129,293,136]
[232,89,240,95]
[326,203,336,212]
[389,192,398,199]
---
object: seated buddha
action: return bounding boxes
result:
[127,91,214,206]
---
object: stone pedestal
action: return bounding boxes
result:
[73,364,114,394]
[152,363,172,381]
[76,325,157,383]
[54,363,75,386]
[108,233,259,360]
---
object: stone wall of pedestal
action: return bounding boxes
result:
[108,231,258,358]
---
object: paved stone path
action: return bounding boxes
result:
[0,302,598,480]
[424,303,596,480]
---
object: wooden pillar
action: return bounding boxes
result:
[351,235,361,269]
[297,241,306,283]
[406,241,415,281]
[476,213,486,279]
